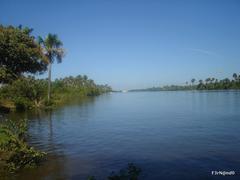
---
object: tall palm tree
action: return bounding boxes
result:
[205,78,211,84]
[38,34,65,102]
[211,78,215,83]
[191,78,196,86]
[233,73,238,81]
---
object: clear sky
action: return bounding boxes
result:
[1,0,240,90]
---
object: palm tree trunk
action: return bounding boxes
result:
[47,63,52,103]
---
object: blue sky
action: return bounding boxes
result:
[1,0,240,90]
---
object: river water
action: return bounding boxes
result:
[4,91,240,179]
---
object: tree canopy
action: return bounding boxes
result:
[0,25,48,83]
[37,34,65,64]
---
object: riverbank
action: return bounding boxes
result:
[0,119,46,173]
[0,75,112,112]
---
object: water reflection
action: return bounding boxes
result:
[3,92,240,179]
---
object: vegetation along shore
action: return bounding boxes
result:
[0,24,239,178]
[0,24,111,173]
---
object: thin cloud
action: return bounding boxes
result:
[187,48,222,58]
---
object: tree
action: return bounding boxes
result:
[0,76,47,109]
[211,78,215,83]
[233,73,238,81]
[205,78,211,84]
[0,25,48,83]
[191,78,195,85]
[38,34,65,102]
[83,75,88,81]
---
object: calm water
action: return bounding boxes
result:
[4,91,240,179]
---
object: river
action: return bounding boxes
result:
[4,91,240,179]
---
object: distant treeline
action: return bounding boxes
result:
[130,73,240,92]
[53,75,112,95]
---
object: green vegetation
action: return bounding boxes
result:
[0,76,47,110]
[130,73,240,92]
[0,25,111,111]
[0,24,111,174]
[88,163,142,180]
[0,75,112,110]
[0,119,45,172]
[0,25,47,84]
[37,34,65,103]
[196,74,240,90]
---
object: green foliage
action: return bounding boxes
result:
[108,163,142,180]
[0,25,48,83]
[53,75,112,95]
[0,75,111,111]
[38,33,65,102]
[87,163,141,180]
[130,85,194,92]
[130,73,240,92]
[0,119,46,172]
[0,119,27,141]
[0,76,47,110]
[5,146,45,172]
[194,74,240,90]
[0,24,111,110]
[87,176,97,180]
[38,34,65,64]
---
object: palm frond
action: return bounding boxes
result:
[38,33,65,64]
[37,36,44,45]
[53,48,65,63]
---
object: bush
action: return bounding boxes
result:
[0,119,46,172]
[108,163,142,180]
[13,97,31,110]
[88,163,142,180]
[0,76,47,110]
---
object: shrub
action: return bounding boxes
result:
[0,119,46,172]
[0,76,47,110]
[108,163,142,180]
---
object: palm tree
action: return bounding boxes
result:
[205,78,211,84]
[83,75,88,85]
[83,75,88,81]
[211,78,215,83]
[197,79,204,90]
[38,34,65,102]
[191,78,195,85]
[233,73,238,81]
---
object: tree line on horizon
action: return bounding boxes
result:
[130,73,240,92]
[192,73,240,90]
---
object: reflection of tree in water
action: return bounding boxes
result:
[3,96,104,179]
[46,109,53,140]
